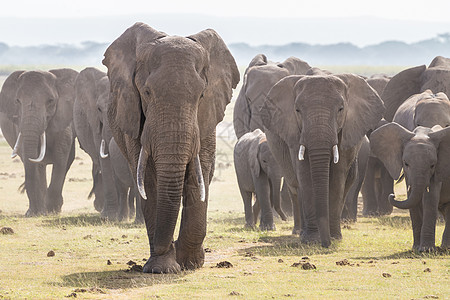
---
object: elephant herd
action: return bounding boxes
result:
[0,22,449,274]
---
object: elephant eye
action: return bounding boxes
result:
[431,164,435,169]
[15,98,20,104]
[295,108,300,112]
[338,107,344,112]
[404,161,409,167]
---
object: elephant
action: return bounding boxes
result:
[73,67,120,220]
[102,23,240,273]
[233,54,311,219]
[341,135,369,221]
[109,137,143,223]
[0,68,78,216]
[370,123,450,251]
[261,74,384,247]
[234,129,287,230]
[364,56,450,216]
[360,74,393,216]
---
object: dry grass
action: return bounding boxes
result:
[0,65,449,299]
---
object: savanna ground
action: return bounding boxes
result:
[0,65,449,299]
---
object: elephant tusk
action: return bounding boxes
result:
[29,132,46,163]
[426,186,430,193]
[333,145,339,164]
[99,139,109,159]
[298,145,305,161]
[137,147,148,200]
[194,154,206,202]
[11,132,22,158]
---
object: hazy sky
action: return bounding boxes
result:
[1,0,449,20]
[1,0,449,46]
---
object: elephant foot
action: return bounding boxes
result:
[292,226,301,235]
[300,230,321,245]
[25,208,45,217]
[377,209,393,216]
[143,245,181,274]
[175,240,205,270]
[245,223,256,230]
[101,209,119,221]
[259,222,276,231]
[362,210,379,217]
[134,216,145,225]
[418,245,437,253]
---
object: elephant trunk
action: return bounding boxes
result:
[389,184,425,209]
[309,149,331,247]
[309,148,332,247]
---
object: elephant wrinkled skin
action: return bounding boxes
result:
[102,23,239,273]
[0,69,78,216]
[261,74,384,247]
[370,123,450,251]
[234,129,287,230]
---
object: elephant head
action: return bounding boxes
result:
[0,69,78,162]
[382,56,450,121]
[412,90,450,128]
[370,123,450,209]
[233,54,311,139]
[261,74,384,246]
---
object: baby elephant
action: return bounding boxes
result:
[370,123,450,251]
[234,129,287,230]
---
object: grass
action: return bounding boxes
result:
[0,65,449,299]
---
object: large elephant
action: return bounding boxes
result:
[102,23,240,273]
[261,74,384,247]
[233,54,311,220]
[365,56,450,216]
[0,69,78,216]
[109,137,143,223]
[73,67,120,219]
[370,123,450,251]
[234,129,287,230]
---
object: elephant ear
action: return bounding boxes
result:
[102,22,166,140]
[336,74,385,150]
[369,122,414,180]
[278,57,311,75]
[429,125,450,181]
[382,65,426,121]
[421,57,450,97]
[261,75,303,149]
[248,54,268,68]
[189,29,240,137]
[0,70,25,124]
[48,68,78,132]
[249,136,262,178]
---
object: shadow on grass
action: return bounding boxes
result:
[53,269,188,290]
[41,214,145,229]
[377,215,412,228]
[353,248,450,261]
[239,234,338,257]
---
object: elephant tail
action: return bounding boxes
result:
[17,181,26,194]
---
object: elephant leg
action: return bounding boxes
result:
[252,197,260,227]
[255,173,275,230]
[329,162,354,240]
[117,182,129,222]
[270,178,287,221]
[240,189,255,228]
[290,186,302,235]
[128,188,136,219]
[361,157,379,216]
[46,161,69,214]
[91,163,104,212]
[378,166,394,215]
[440,202,450,249]
[280,181,293,217]
[99,157,119,220]
[418,181,441,252]
[175,133,215,271]
[134,188,144,224]
[24,163,47,216]
[341,180,358,222]
[297,163,320,243]
[410,204,423,251]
